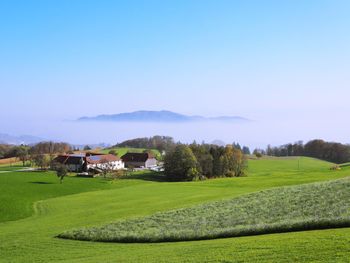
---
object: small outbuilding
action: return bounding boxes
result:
[121,152,157,168]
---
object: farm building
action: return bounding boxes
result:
[53,153,124,172]
[121,152,157,168]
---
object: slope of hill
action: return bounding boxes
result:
[0,157,349,262]
[78,110,249,123]
[60,177,350,242]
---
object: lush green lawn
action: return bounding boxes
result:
[0,164,26,171]
[60,177,350,242]
[0,171,118,222]
[0,157,349,262]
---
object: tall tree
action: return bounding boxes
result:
[164,145,199,181]
[242,146,251,155]
[16,146,29,166]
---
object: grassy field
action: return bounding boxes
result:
[0,157,350,262]
[59,177,350,242]
[100,147,161,159]
[0,170,116,222]
[0,164,27,171]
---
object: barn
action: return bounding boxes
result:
[121,152,157,168]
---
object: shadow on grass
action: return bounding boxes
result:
[24,170,51,173]
[29,181,54,184]
[120,172,169,182]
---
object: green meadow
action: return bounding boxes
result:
[0,157,349,262]
[0,164,25,171]
[60,177,350,242]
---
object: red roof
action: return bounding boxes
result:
[53,155,83,165]
[54,154,120,165]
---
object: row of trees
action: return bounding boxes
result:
[232,142,251,155]
[0,144,29,160]
[0,141,72,167]
[265,139,350,164]
[164,143,247,181]
[116,136,252,156]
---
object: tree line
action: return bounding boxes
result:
[0,141,72,168]
[115,135,251,155]
[264,139,350,164]
[115,135,175,152]
[164,142,247,181]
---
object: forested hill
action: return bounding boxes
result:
[264,139,350,164]
[115,136,175,152]
[78,110,249,123]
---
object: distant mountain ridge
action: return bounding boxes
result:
[78,110,249,123]
[0,133,44,145]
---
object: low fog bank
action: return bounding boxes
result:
[1,118,349,150]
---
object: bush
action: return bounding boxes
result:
[255,152,263,158]
[108,150,117,156]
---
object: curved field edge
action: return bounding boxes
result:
[58,177,350,243]
[0,156,337,223]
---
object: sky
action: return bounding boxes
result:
[0,0,349,147]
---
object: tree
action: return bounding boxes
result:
[216,145,247,177]
[84,145,92,151]
[210,146,225,177]
[164,145,199,181]
[189,143,213,177]
[33,154,50,170]
[232,142,242,150]
[242,146,251,155]
[232,147,247,177]
[55,163,68,184]
[29,142,71,165]
[220,145,236,177]
[16,146,29,166]
[253,149,264,158]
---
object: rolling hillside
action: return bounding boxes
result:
[0,157,349,262]
[60,177,350,242]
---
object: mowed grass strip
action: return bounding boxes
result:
[59,177,350,242]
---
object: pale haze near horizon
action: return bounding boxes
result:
[0,0,349,149]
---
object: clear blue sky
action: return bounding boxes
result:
[0,0,349,145]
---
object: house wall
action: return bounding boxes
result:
[125,158,157,168]
[124,161,145,168]
[66,164,83,172]
[87,160,124,170]
[145,158,157,168]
